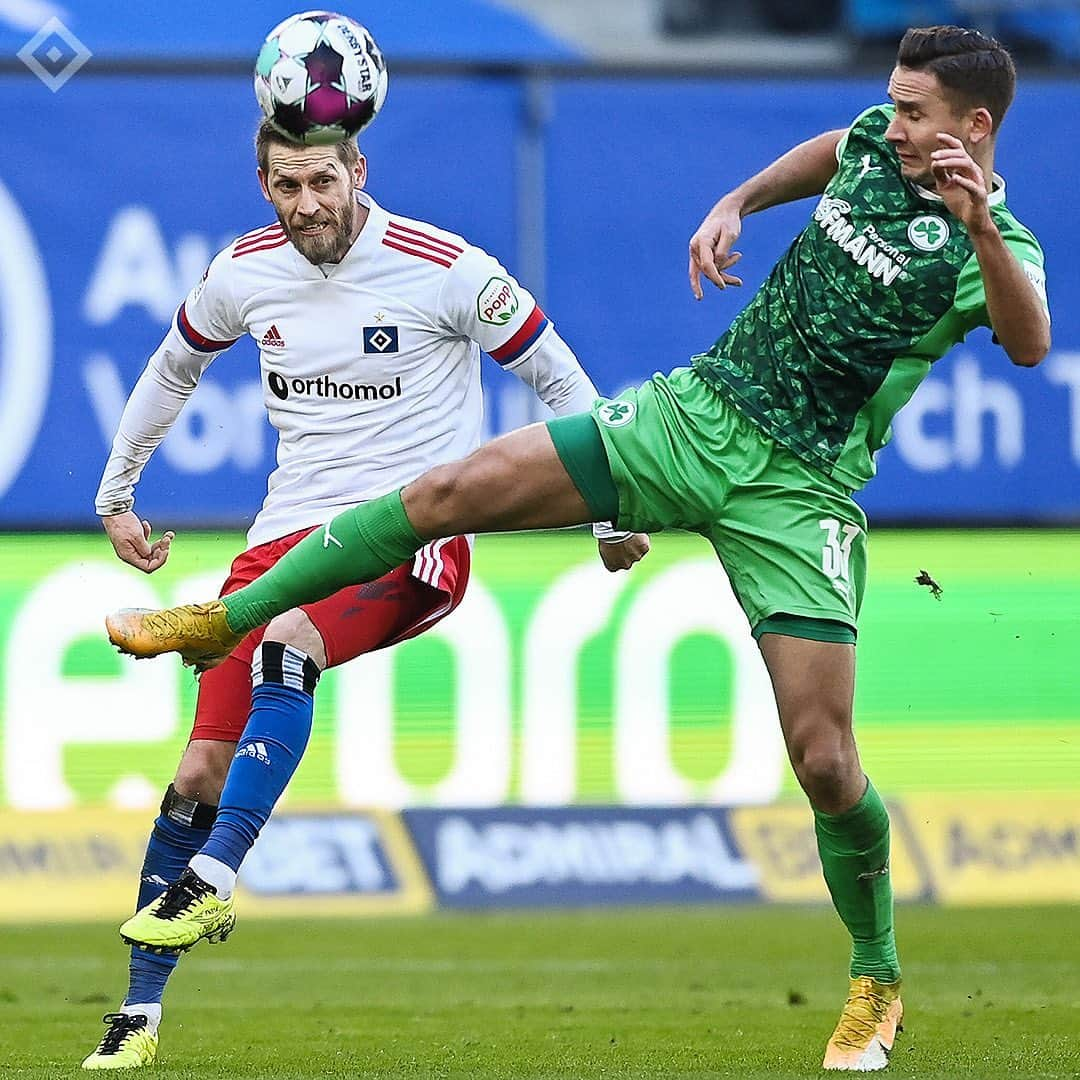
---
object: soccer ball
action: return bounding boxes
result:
[254,10,388,145]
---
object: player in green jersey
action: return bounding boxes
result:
[107,25,1049,1073]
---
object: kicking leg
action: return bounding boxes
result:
[225,421,595,631]
[758,632,901,1072]
[106,421,604,664]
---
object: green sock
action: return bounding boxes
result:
[222,489,424,635]
[813,778,900,984]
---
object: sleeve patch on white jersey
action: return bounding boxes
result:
[477,277,519,326]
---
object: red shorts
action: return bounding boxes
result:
[192,528,471,742]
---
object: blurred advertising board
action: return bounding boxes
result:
[4,798,1080,922]
[405,800,1080,909]
[0,74,1078,525]
[0,808,432,923]
[0,530,1076,813]
[402,806,760,908]
[901,797,1080,906]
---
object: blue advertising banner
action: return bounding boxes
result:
[402,807,761,908]
[243,813,404,898]
[0,2,578,63]
[3,72,1078,525]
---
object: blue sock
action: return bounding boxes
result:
[126,788,215,1006]
[198,643,319,873]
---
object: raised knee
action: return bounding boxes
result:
[409,462,467,532]
[263,609,326,667]
[264,608,312,645]
[174,744,233,804]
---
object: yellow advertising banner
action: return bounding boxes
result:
[729,802,932,903]
[0,809,434,923]
[902,796,1080,905]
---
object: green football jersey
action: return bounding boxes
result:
[692,104,1048,490]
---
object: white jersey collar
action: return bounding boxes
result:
[909,171,1006,208]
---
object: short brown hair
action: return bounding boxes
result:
[897,25,1016,132]
[254,119,360,174]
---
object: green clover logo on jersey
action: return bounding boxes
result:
[597,400,636,427]
[907,214,950,253]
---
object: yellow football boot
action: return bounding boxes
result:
[822,975,903,1071]
[119,868,235,954]
[106,600,244,670]
[81,1012,158,1070]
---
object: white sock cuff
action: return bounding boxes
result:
[188,853,237,900]
[120,1002,162,1032]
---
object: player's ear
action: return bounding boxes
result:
[969,106,994,146]
[354,154,367,191]
[257,167,273,204]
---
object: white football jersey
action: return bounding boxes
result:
[97,192,604,548]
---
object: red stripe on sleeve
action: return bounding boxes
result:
[232,236,290,259]
[380,238,455,269]
[235,223,284,248]
[489,305,546,363]
[177,303,239,352]
[384,226,461,261]
[386,220,464,253]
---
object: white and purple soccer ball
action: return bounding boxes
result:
[254,11,388,145]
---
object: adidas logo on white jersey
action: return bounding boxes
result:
[260,324,285,348]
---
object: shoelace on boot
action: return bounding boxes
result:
[145,603,220,640]
[153,870,213,920]
[832,986,885,1050]
[96,1012,148,1054]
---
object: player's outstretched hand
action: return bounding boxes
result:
[103,510,175,574]
[931,133,992,234]
[597,532,650,572]
[689,199,744,300]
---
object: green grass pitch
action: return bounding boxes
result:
[2,906,1077,1079]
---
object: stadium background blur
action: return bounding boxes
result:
[0,3,1078,1075]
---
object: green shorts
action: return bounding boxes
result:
[548,367,867,641]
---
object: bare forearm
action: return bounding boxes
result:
[719,129,845,218]
[970,223,1051,367]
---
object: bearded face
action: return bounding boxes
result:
[261,145,365,265]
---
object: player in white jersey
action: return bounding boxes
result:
[82,121,649,1070]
